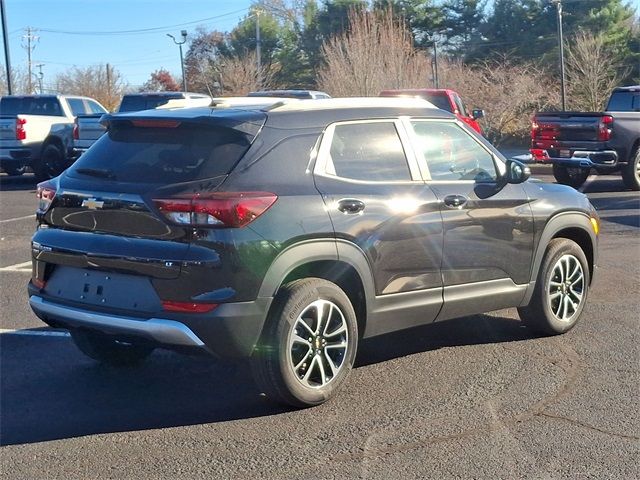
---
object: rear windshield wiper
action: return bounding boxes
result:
[75,167,116,180]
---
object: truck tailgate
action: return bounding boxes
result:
[533,112,603,143]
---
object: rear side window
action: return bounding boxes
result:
[606,91,640,111]
[0,97,64,116]
[118,94,183,112]
[67,123,254,184]
[67,98,88,115]
[326,122,411,182]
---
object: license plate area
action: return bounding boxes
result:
[45,266,161,312]
[559,149,571,158]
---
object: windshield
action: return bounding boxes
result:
[67,123,254,184]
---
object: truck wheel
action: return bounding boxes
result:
[70,329,154,366]
[34,144,65,182]
[252,278,358,408]
[552,164,589,189]
[621,147,640,191]
[518,238,590,335]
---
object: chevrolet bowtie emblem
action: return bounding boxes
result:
[81,198,105,210]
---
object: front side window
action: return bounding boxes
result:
[326,122,412,182]
[411,121,497,182]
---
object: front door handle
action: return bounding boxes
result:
[337,198,365,214]
[443,194,468,209]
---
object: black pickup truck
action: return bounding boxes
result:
[530,85,639,190]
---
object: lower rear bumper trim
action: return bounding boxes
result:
[29,295,205,347]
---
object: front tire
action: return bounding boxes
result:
[553,164,589,189]
[252,278,359,408]
[518,238,590,335]
[70,329,154,366]
[621,146,640,191]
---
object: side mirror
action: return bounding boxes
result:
[505,159,531,184]
[472,109,485,120]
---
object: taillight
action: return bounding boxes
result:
[153,192,277,228]
[530,119,539,140]
[16,118,27,140]
[73,119,79,140]
[36,181,57,213]
[530,148,550,161]
[597,115,613,141]
[161,301,218,313]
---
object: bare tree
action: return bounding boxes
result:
[0,65,33,95]
[566,31,626,111]
[54,64,127,110]
[317,8,430,96]
[438,57,559,145]
[218,51,278,95]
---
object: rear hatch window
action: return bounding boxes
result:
[118,94,184,112]
[67,121,256,184]
[0,96,64,116]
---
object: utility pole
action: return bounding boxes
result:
[432,37,439,89]
[553,0,567,111]
[1,0,12,94]
[22,27,39,94]
[167,30,187,91]
[106,63,111,105]
[255,8,261,90]
[35,63,44,93]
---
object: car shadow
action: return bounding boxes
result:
[0,173,38,191]
[0,314,536,446]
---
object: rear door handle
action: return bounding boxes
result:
[337,198,365,214]
[443,194,468,209]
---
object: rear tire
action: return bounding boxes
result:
[252,278,358,408]
[70,329,154,366]
[518,238,590,335]
[34,144,65,182]
[553,164,590,189]
[621,146,640,191]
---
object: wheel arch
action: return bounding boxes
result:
[257,239,374,338]
[522,212,597,306]
[40,135,65,157]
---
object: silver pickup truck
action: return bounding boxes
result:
[0,95,107,181]
[529,85,640,190]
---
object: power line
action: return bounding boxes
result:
[34,8,249,36]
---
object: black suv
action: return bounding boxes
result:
[28,98,599,407]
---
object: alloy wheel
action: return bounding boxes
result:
[288,299,349,388]
[547,254,584,322]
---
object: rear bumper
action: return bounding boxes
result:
[527,149,619,170]
[29,292,273,358]
[0,145,36,166]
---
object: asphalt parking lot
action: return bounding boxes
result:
[1,169,638,479]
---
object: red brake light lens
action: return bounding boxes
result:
[154,192,277,228]
[36,181,57,213]
[16,118,27,140]
[597,115,613,141]
[161,301,218,313]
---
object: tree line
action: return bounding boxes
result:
[2,0,638,143]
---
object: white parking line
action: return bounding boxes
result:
[579,174,598,193]
[0,214,35,224]
[0,261,32,272]
[0,328,70,337]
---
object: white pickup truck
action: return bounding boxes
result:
[0,95,107,181]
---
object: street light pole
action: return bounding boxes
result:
[167,30,188,92]
[0,0,12,94]
[553,0,567,111]
[255,9,261,90]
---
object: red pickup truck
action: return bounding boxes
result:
[379,88,485,134]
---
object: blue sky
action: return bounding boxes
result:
[3,0,254,88]
[3,0,640,90]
